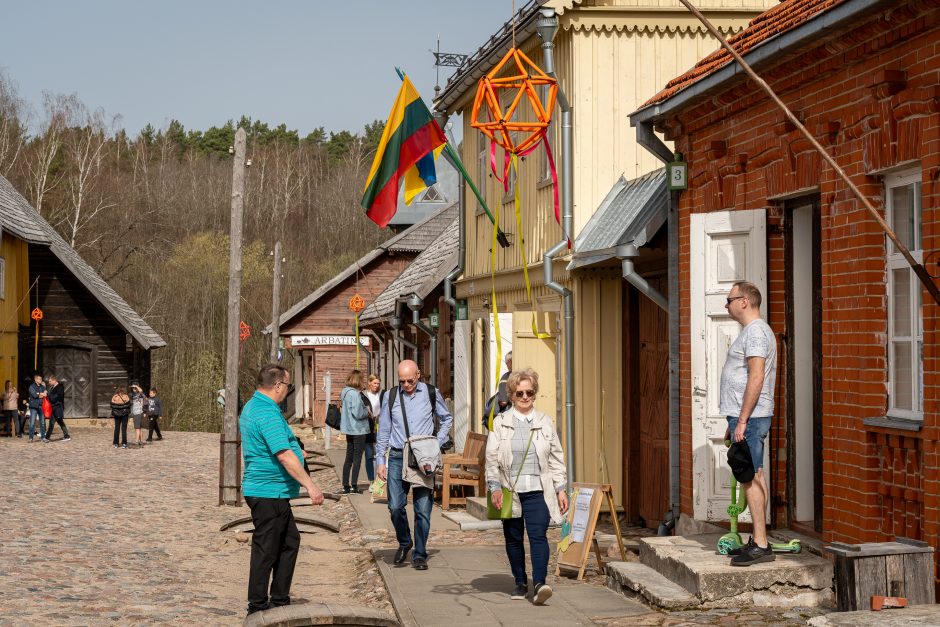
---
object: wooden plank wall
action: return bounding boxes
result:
[27,246,150,418]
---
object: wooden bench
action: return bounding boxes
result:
[440,432,488,510]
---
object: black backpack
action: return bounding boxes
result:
[386,384,453,452]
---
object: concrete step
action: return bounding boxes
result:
[466,496,488,520]
[639,534,834,608]
[440,510,503,531]
[606,561,700,610]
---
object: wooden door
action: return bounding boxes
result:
[690,210,767,522]
[42,346,94,418]
[638,284,669,525]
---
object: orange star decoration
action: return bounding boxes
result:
[348,294,365,314]
[31,308,43,321]
[239,321,251,342]
[470,47,557,155]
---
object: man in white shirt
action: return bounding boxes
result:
[719,281,777,566]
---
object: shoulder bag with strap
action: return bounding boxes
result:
[393,387,421,470]
[486,426,535,520]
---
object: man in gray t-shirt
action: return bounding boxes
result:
[719,281,777,567]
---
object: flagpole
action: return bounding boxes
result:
[395,68,510,248]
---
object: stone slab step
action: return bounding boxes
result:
[606,561,700,610]
[466,496,488,520]
[639,534,833,608]
[244,602,398,626]
[440,510,503,531]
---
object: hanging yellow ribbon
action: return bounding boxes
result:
[31,308,43,369]
[511,155,552,340]
[355,314,361,369]
[487,181,504,431]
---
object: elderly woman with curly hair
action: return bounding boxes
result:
[485,367,569,605]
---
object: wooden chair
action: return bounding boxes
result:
[440,432,489,509]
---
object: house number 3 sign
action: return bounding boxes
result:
[667,153,688,191]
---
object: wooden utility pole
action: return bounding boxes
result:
[270,240,283,363]
[220,127,247,506]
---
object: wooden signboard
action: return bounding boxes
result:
[555,483,625,580]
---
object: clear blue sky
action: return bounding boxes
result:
[1,0,515,137]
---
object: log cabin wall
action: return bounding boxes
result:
[25,246,149,418]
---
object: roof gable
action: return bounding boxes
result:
[0,174,165,349]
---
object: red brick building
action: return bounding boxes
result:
[631,0,939,592]
[275,204,456,424]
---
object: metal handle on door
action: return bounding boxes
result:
[693,386,707,397]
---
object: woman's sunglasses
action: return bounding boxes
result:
[513,390,536,399]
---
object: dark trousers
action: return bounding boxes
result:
[342,434,367,490]
[245,496,301,615]
[364,441,376,482]
[2,409,15,436]
[147,416,163,440]
[502,490,551,587]
[14,411,25,436]
[113,415,128,445]
[46,407,69,439]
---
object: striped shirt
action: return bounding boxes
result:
[240,390,304,499]
[509,410,542,493]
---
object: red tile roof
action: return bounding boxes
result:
[643,0,850,108]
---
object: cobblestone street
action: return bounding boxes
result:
[0,427,836,626]
[0,427,391,626]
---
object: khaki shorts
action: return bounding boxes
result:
[132,414,144,429]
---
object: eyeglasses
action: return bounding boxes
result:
[513,390,536,399]
[399,377,418,386]
[275,381,294,393]
[725,296,746,305]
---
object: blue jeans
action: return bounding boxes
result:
[364,442,375,482]
[28,407,45,440]
[503,491,550,587]
[726,416,772,471]
[387,449,433,560]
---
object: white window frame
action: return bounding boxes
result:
[885,169,923,421]
[0,257,6,300]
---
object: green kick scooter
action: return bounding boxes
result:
[716,445,803,556]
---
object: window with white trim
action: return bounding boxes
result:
[885,170,923,420]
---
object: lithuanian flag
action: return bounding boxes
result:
[361,76,446,228]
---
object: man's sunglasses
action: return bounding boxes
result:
[399,377,419,385]
[513,390,536,399]
[276,381,295,394]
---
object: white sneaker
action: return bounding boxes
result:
[533,583,552,605]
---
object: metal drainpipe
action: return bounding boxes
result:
[407,293,437,387]
[435,112,465,310]
[389,312,418,361]
[633,120,682,534]
[536,7,575,487]
[617,244,668,313]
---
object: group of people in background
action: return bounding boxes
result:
[2,373,71,443]
[339,371,381,493]
[110,384,163,449]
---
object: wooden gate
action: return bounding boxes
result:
[41,345,95,418]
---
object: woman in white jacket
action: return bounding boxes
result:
[485,368,569,605]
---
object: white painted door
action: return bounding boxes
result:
[690,210,767,522]
[453,320,472,453]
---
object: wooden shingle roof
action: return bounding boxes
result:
[0,174,165,349]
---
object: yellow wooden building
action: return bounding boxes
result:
[0,232,31,389]
[435,0,775,521]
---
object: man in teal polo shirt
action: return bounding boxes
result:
[241,364,324,616]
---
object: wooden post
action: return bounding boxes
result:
[270,240,283,363]
[323,371,332,450]
[220,127,247,506]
